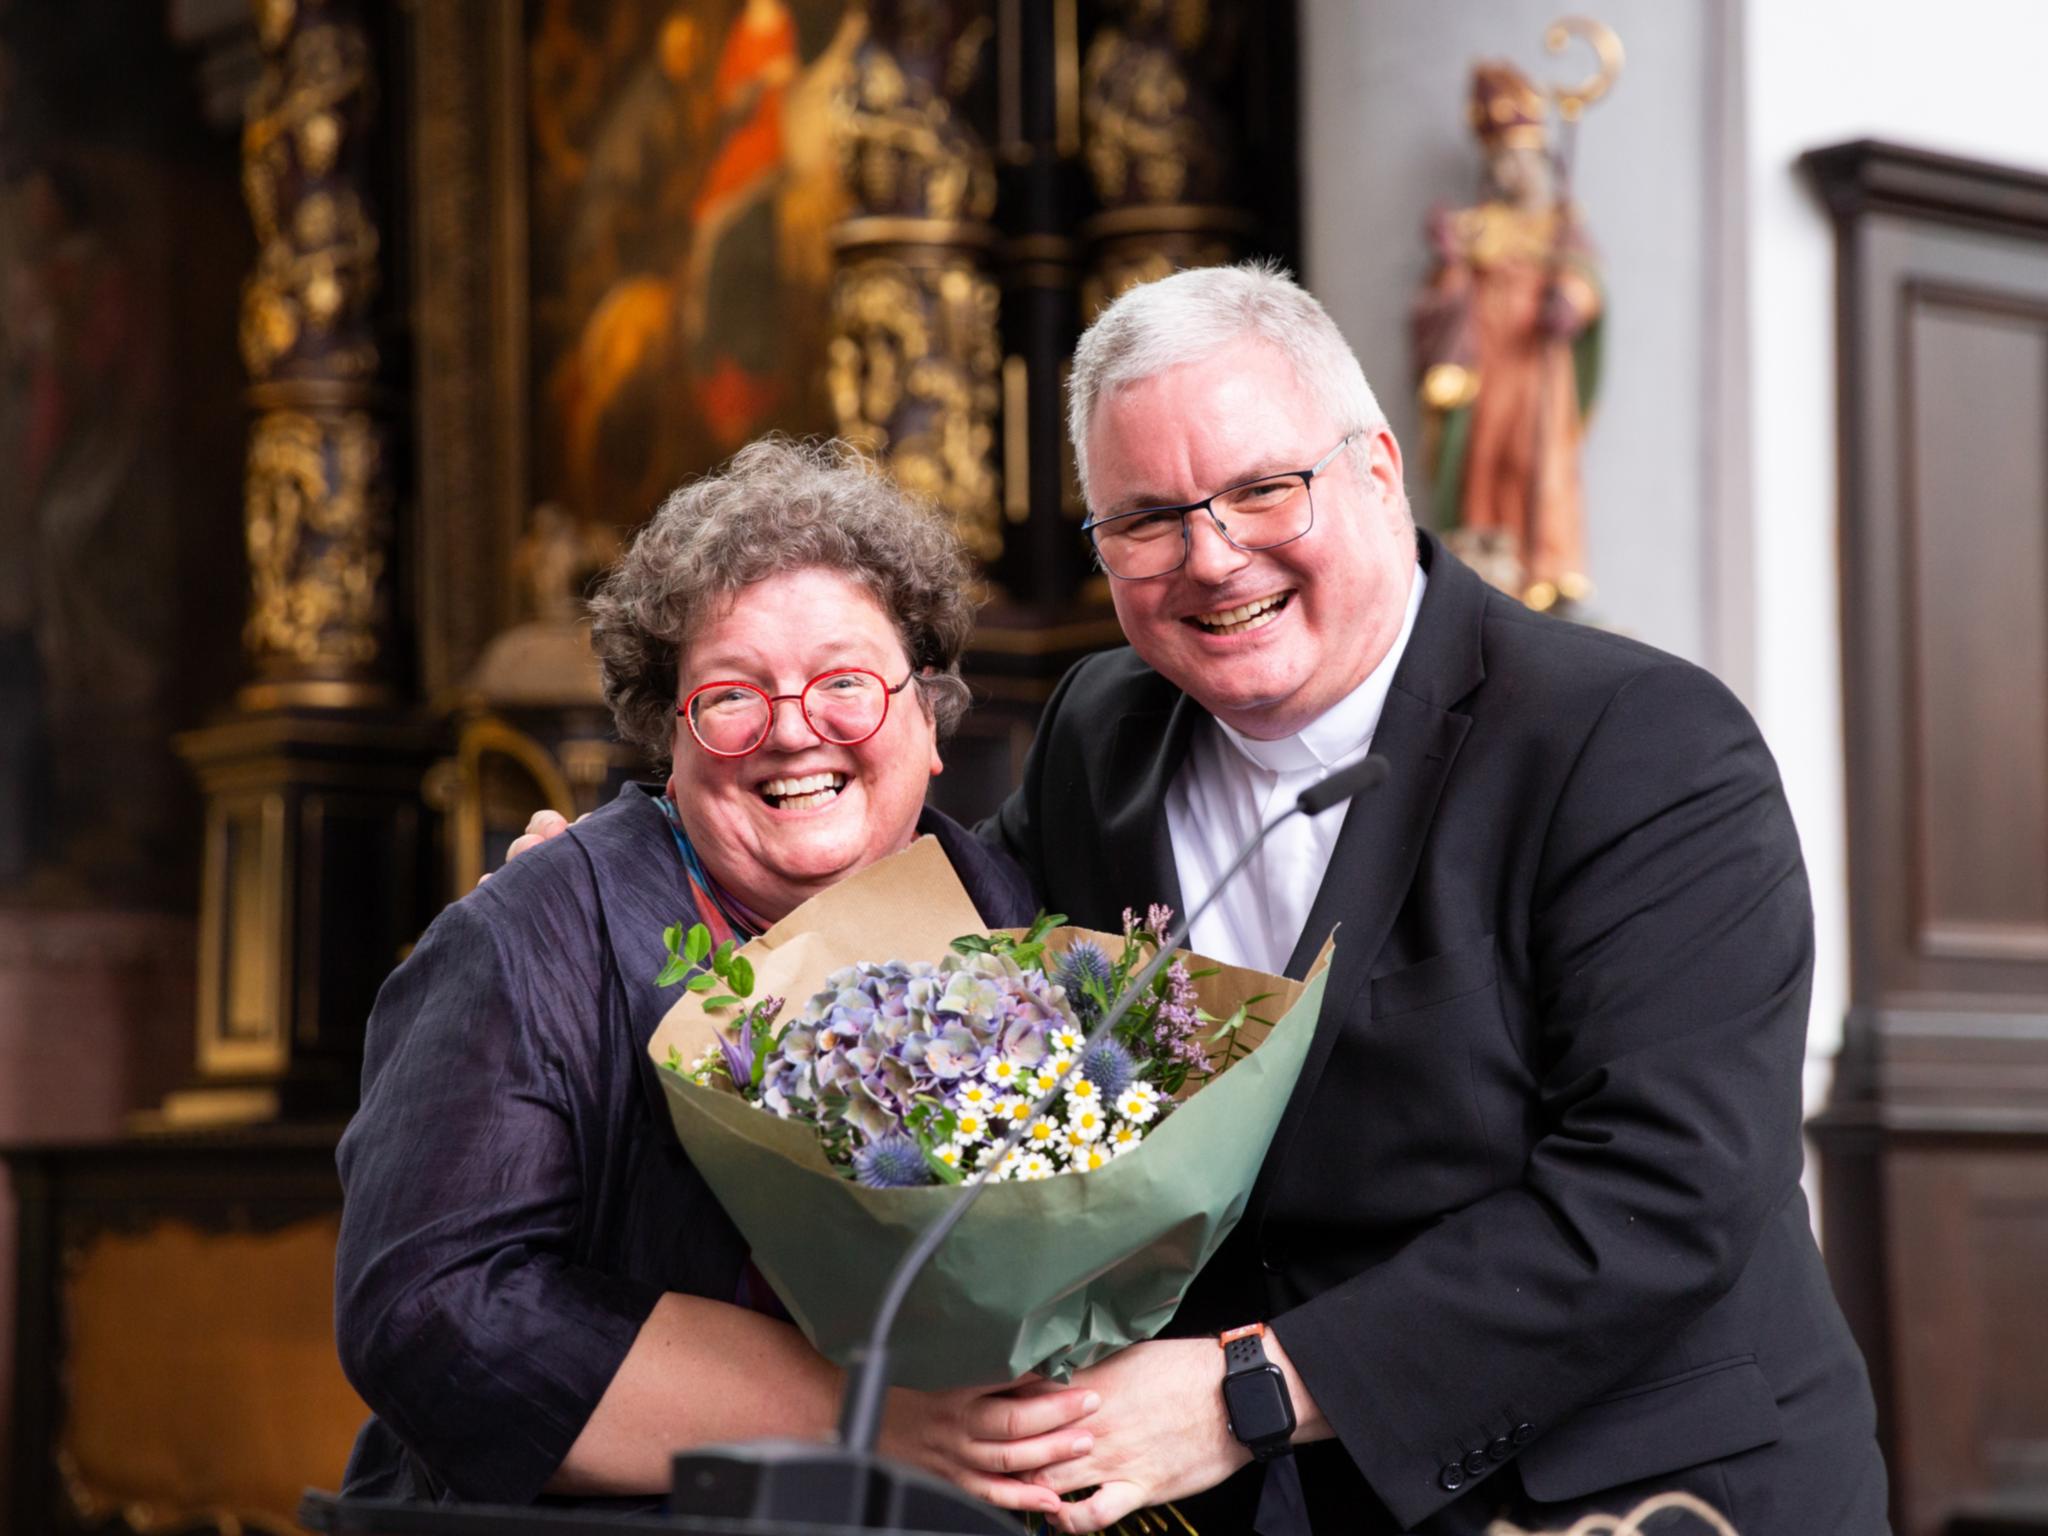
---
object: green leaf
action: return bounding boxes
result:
[714,938,736,968]
[685,972,718,993]
[728,956,755,996]
[664,1045,683,1070]
[684,924,713,966]
[922,1147,964,1184]
[1205,1003,1249,1042]
[655,957,690,988]
[703,994,740,1011]
[663,922,683,954]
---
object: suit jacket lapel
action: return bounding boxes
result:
[1256,532,1489,1212]
[1099,691,1201,922]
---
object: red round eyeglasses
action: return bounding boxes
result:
[676,668,914,758]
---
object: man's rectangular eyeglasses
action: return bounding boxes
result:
[678,668,913,758]
[1080,432,1358,580]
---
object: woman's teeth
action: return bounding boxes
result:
[1191,592,1289,634]
[760,773,846,810]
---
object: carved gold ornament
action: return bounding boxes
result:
[243,411,391,668]
[1080,28,1197,205]
[239,19,379,380]
[838,36,997,222]
[828,257,1003,562]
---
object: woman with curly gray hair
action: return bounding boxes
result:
[334,440,1094,1517]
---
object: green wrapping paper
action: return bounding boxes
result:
[648,836,1331,1390]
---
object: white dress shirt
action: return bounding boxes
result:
[1164,565,1427,975]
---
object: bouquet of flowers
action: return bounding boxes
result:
[649,836,1333,1390]
[665,903,1236,1187]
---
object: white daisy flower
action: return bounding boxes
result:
[1116,1082,1162,1124]
[986,1058,1024,1088]
[1024,1115,1062,1149]
[1051,1025,1085,1054]
[952,1111,990,1145]
[1066,1104,1107,1141]
[1072,1143,1113,1172]
[1016,1152,1057,1181]
[955,1080,995,1111]
[1064,1076,1103,1110]
[931,1143,964,1171]
[987,1145,1022,1178]
[1032,1068,1062,1096]
[1060,1126,1096,1158]
[1047,1052,1075,1077]
[995,1094,1031,1124]
[1108,1122,1144,1155]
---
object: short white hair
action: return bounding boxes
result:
[1066,260,1387,499]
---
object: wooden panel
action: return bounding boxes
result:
[1885,1147,2048,1536]
[1808,139,2048,1536]
[1835,199,2048,1010]
[5,1132,350,1536]
[59,1217,365,1533]
[1905,289,2048,963]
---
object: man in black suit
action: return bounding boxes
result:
[986,264,1888,1535]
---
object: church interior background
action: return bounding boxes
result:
[3,1,2047,1532]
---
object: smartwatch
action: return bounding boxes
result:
[1219,1323,1296,1462]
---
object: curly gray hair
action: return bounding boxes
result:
[589,438,977,765]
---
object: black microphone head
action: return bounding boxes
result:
[1297,753,1390,817]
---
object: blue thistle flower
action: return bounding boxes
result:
[1080,1037,1139,1100]
[1053,942,1113,1021]
[852,1132,930,1189]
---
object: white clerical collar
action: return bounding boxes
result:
[1209,562,1427,776]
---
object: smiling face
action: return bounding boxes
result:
[666,566,941,921]
[1084,336,1418,739]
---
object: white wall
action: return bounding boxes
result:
[1301,0,1724,669]
[1304,0,2048,1124]
[1742,0,2048,1111]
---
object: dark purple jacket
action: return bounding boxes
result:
[334,784,1033,1507]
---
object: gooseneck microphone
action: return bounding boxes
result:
[1295,752,1389,817]
[673,754,1391,1533]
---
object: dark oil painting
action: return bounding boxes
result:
[0,0,249,909]
[526,0,858,531]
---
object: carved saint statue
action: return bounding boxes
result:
[1412,60,1604,611]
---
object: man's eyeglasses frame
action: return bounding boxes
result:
[1079,432,1359,581]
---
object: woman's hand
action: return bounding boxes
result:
[881,1378,1103,1518]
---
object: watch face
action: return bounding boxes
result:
[1224,1365,1295,1444]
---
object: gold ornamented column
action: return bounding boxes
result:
[167,0,431,1127]
[1078,0,1265,317]
[826,2,1004,566]
[237,0,397,707]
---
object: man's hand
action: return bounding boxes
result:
[509,808,576,860]
[479,809,580,882]
[880,1378,1102,1518]
[1014,1340,1251,1532]
[1028,1332,1329,1532]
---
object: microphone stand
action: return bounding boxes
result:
[672,755,1390,1533]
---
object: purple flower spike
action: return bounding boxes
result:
[717,1017,755,1087]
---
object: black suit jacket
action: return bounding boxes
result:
[989,535,1886,1534]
